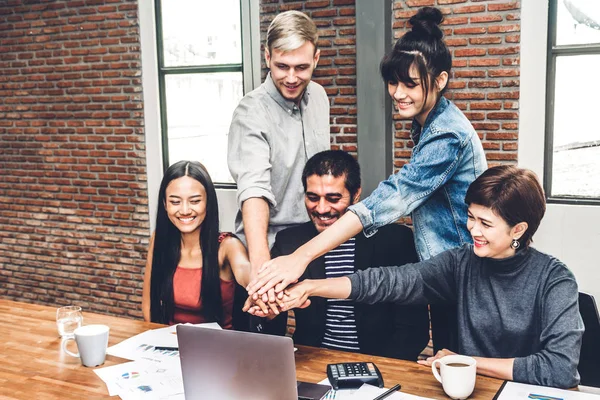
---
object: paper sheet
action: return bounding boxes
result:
[317,378,362,400]
[348,384,435,400]
[107,323,221,365]
[94,360,184,399]
[496,381,600,400]
[317,379,436,400]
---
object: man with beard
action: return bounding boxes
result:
[258,150,429,360]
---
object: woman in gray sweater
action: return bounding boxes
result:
[250,166,584,388]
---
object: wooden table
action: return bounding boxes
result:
[0,299,503,399]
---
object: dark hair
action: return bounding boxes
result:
[380,7,452,111]
[301,150,361,201]
[465,165,546,248]
[150,161,222,324]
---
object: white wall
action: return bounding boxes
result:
[139,2,162,232]
[520,0,600,301]
[216,189,237,232]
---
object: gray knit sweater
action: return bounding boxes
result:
[348,244,583,388]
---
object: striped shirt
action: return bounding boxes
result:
[321,237,360,352]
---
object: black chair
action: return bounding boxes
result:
[578,292,600,387]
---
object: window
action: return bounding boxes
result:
[155,0,245,185]
[546,1,600,201]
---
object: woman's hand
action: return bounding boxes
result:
[246,253,309,301]
[417,348,457,366]
[279,281,314,312]
[242,295,281,316]
[242,291,312,317]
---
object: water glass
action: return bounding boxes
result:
[56,306,83,338]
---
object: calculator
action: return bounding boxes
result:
[326,362,384,390]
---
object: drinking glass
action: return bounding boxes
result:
[56,306,83,338]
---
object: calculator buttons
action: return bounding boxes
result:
[327,362,384,389]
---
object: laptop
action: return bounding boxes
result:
[177,325,302,400]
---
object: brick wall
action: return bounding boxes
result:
[392,0,520,171]
[0,0,148,318]
[259,0,358,154]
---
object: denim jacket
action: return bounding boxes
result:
[349,97,487,260]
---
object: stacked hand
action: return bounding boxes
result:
[243,253,312,317]
[243,280,313,317]
[246,253,308,302]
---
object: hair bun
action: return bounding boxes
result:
[409,6,444,40]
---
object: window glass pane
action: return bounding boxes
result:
[551,55,600,198]
[160,0,242,67]
[165,72,243,184]
[556,1,600,46]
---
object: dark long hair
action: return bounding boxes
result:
[380,7,452,113]
[149,160,222,324]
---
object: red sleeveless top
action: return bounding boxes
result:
[171,233,236,329]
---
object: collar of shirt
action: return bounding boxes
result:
[410,96,450,144]
[478,245,531,275]
[264,72,311,114]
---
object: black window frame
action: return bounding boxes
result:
[545,0,600,205]
[154,0,243,189]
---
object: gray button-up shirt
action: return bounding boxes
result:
[228,73,330,247]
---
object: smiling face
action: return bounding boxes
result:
[304,174,360,233]
[387,64,447,126]
[164,176,207,235]
[265,41,320,104]
[467,203,527,259]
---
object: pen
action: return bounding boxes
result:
[372,383,401,400]
[154,346,178,351]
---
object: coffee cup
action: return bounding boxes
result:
[62,324,110,367]
[431,355,477,399]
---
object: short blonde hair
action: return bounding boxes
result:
[266,11,319,53]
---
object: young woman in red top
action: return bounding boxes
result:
[142,161,256,327]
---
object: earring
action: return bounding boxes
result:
[511,238,520,250]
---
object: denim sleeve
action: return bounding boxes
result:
[227,101,276,209]
[512,268,583,388]
[348,131,463,236]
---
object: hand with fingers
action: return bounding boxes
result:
[242,295,283,318]
[279,281,313,312]
[246,253,309,301]
[417,348,457,366]
[242,282,312,318]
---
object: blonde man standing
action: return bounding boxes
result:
[228,11,330,282]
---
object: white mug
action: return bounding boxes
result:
[62,324,110,367]
[431,355,477,400]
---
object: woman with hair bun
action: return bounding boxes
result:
[247,6,487,349]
